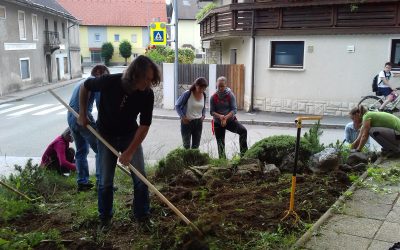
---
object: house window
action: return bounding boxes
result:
[390,39,400,69]
[131,34,137,43]
[54,21,58,33]
[132,53,138,58]
[64,57,68,73]
[0,6,6,19]
[91,51,102,63]
[62,22,65,39]
[95,33,100,42]
[18,11,26,40]
[114,34,120,42]
[20,58,30,80]
[270,41,304,68]
[32,14,38,40]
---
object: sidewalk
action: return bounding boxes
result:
[295,158,400,250]
[0,78,349,129]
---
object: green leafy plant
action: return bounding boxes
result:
[101,42,114,66]
[0,228,63,249]
[145,45,195,64]
[119,40,132,66]
[196,3,217,21]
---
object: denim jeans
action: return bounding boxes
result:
[97,133,149,220]
[181,118,203,149]
[214,118,248,159]
[67,117,100,185]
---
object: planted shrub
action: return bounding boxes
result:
[244,135,313,166]
[155,148,210,179]
[303,121,325,154]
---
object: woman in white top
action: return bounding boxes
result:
[175,77,208,149]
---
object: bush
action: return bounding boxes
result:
[101,42,114,66]
[155,148,210,179]
[244,135,313,166]
[196,3,216,21]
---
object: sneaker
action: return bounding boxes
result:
[77,182,94,191]
[98,217,112,232]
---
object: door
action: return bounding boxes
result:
[56,58,60,80]
[230,49,237,64]
[46,54,52,83]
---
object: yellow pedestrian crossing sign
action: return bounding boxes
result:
[150,22,167,46]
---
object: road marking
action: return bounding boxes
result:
[32,105,65,115]
[57,110,67,115]
[0,104,13,109]
[7,104,54,116]
[0,104,34,114]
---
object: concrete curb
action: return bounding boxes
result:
[152,115,346,129]
[292,169,370,249]
[0,78,81,105]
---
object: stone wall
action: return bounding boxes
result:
[253,97,357,116]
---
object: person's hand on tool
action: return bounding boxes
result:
[77,115,89,127]
[119,150,134,166]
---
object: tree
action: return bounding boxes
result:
[101,42,114,66]
[119,40,132,66]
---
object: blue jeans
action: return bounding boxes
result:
[181,118,203,149]
[97,133,149,220]
[68,117,99,185]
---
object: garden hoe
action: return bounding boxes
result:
[281,116,322,224]
[49,90,202,236]
[0,179,41,202]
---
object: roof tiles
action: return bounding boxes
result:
[57,0,167,27]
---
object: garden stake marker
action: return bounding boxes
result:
[49,90,202,236]
[281,116,322,224]
[0,179,39,202]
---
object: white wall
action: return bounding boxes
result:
[178,20,202,52]
[222,34,400,115]
[220,37,253,111]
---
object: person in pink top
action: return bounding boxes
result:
[41,128,76,174]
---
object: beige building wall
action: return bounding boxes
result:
[178,20,201,52]
[221,34,400,115]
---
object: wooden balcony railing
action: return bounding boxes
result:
[44,31,61,53]
[200,1,400,40]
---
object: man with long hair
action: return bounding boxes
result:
[79,56,161,231]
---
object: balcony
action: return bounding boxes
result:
[44,31,60,53]
[199,0,400,40]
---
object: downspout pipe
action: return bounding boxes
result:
[249,10,255,113]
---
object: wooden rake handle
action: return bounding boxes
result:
[0,179,33,202]
[48,89,201,234]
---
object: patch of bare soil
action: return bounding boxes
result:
[2,173,350,249]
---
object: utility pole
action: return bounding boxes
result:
[173,0,179,104]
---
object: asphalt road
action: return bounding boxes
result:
[0,70,352,177]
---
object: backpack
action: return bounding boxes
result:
[372,74,379,93]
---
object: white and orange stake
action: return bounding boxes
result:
[281,116,322,224]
